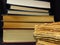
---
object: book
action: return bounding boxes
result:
[7,0,50,9]
[3,29,35,42]
[8,10,49,16]
[4,22,46,28]
[9,5,49,12]
[3,15,54,22]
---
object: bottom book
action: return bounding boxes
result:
[3,29,36,43]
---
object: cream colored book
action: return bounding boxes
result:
[3,15,54,22]
[8,10,49,16]
[3,30,36,42]
[10,5,48,12]
[7,0,50,8]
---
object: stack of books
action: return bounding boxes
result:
[3,15,54,28]
[7,4,50,16]
[3,0,54,45]
[34,22,60,45]
[7,0,50,16]
[3,15,54,44]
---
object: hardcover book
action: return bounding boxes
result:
[3,15,54,22]
[3,30,35,42]
[8,10,49,16]
[7,0,50,9]
[9,5,49,12]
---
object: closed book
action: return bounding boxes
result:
[3,15,54,22]
[9,5,49,12]
[7,0,50,9]
[8,10,49,16]
[4,22,45,28]
[3,29,35,42]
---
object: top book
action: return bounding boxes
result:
[7,0,50,8]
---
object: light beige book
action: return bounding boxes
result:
[10,5,48,12]
[8,10,49,15]
[3,15,54,22]
[3,30,36,42]
[7,0,50,8]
